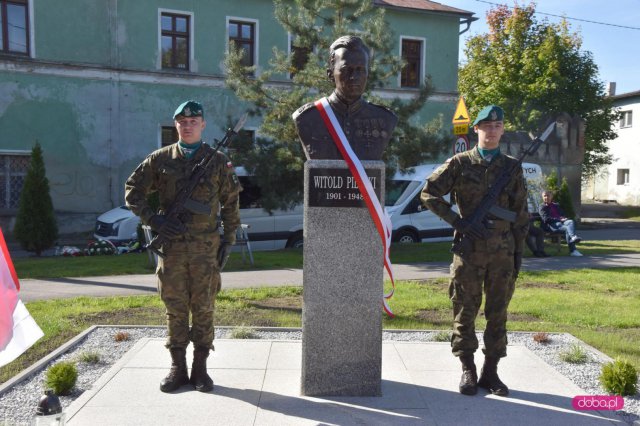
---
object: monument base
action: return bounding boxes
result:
[301,160,384,396]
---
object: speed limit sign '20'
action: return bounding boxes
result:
[454,135,469,154]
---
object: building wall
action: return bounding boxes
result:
[582,94,640,206]
[603,97,640,205]
[0,0,468,233]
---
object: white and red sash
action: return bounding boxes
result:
[314,97,395,317]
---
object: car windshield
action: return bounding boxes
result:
[385,180,422,207]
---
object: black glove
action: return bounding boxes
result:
[514,252,523,279]
[217,242,232,270]
[149,215,186,239]
[453,217,485,240]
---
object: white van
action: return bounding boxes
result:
[386,164,454,243]
[385,162,544,243]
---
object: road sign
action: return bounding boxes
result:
[454,135,469,154]
[453,124,469,135]
[452,97,470,125]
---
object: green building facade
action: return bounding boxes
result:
[0,0,474,233]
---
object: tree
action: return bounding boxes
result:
[224,0,449,211]
[13,142,58,256]
[459,3,618,178]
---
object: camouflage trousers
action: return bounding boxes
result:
[449,237,516,359]
[157,232,221,350]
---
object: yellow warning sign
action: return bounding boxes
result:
[453,124,469,135]
[452,97,470,124]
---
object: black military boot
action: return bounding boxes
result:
[478,356,509,396]
[458,354,478,395]
[160,347,189,393]
[190,346,214,392]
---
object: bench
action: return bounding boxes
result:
[531,214,565,254]
[543,229,565,253]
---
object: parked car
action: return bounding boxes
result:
[94,205,140,243]
[234,167,304,250]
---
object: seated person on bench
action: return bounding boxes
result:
[538,190,584,257]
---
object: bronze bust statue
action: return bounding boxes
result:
[292,35,398,161]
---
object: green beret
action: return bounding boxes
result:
[472,105,504,126]
[173,100,204,119]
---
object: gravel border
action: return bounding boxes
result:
[1,326,638,425]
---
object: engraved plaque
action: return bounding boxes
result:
[308,168,382,207]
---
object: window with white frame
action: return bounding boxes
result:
[620,110,633,128]
[228,18,257,73]
[400,37,424,88]
[0,0,29,55]
[160,11,190,70]
[0,152,30,210]
[617,169,630,185]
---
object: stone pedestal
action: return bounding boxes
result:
[301,160,384,396]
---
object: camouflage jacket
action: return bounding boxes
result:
[124,143,241,243]
[420,147,529,253]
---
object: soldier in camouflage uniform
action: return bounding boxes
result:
[420,105,529,397]
[125,100,241,393]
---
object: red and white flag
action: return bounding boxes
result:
[0,228,43,367]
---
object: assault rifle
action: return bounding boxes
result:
[450,120,556,256]
[146,113,247,259]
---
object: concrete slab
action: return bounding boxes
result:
[65,338,621,426]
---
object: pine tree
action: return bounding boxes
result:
[13,142,58,256]
[558,178,576,219]
[224,0,449,211]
